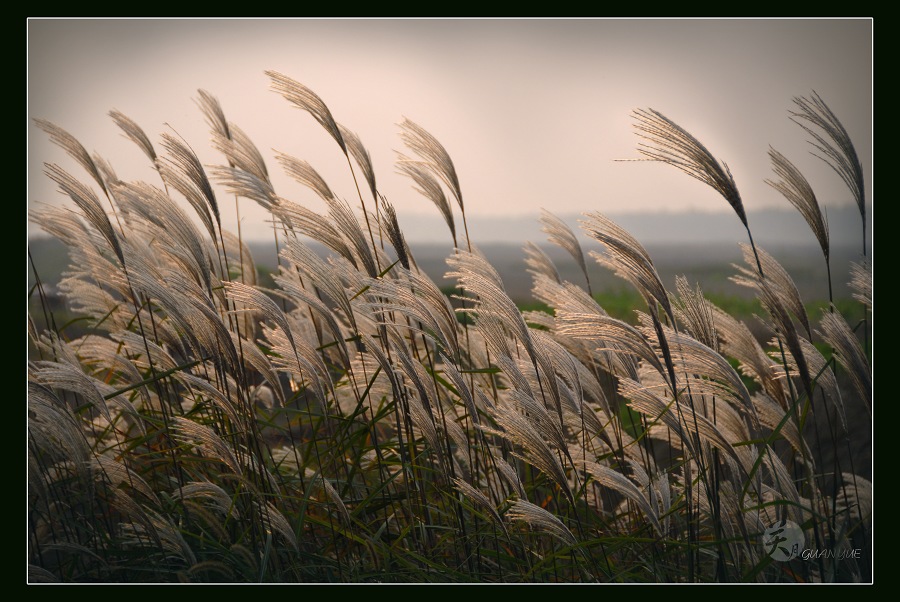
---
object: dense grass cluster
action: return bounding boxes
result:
[28,73,871,583]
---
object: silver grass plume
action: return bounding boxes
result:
[673,276,719,351]
[120,506,197,566]
[256,314,332,405]
[398,118,463,213]
[453,478,506,532]
[631,108,746,228]
[581,211,673,321]
[275,152,335,202]
[646,320,756,427]
[223,231,258,287]
[275,198,354,261]
[200,89,269,184]
[849,258,872,311]
[494,458,527,500]
[732,243,811,340]
[109,110,158,168]
[505,499,580,552]
[397,153,457,246]
[818,310,871,414]
[28,381,92,468]
[555,311,667,382]
[754,276,815,403]
[266,70,346,155]
[280,239,357,332]
[790,92,865,235]
[710,305,787,407]
[523,241,561,285]
[540,209,592,295]
[197,88,230,142]
[270,270,351,363]
[171,417,243,476]
[31,360,113,424]
[380,198,414,271]
[482,401,574,507]
[619,377,748,475]
[44,164,123,265]
[34,119,109,197]
[836,473,871,533]
[210,164,278,215]
[175,481,241,520]
[364,268,460,359]
[766,147,830,261]
[324,196,378,278]
[312,475,352,527]
[158,132,221,239]
[752,393,813,461]
[339,123,377,201]
[580,459,662,535]
[777,336,847,431]
[90,455,157,503]
[445,250,536,360]
[111,179,213,294]
[229,331,286,408]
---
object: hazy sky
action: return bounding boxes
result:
[28,18,872,242]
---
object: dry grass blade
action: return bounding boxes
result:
[630,108,746,227]
[266,70,346,154]
[791,92,865,224]
[766,147,829,261]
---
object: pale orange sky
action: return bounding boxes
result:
[27,18,872,242]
